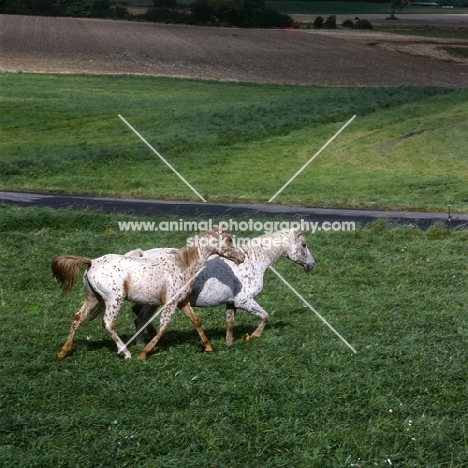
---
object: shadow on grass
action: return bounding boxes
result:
[67,320,291,356]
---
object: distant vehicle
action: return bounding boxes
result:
[411,2,439,6]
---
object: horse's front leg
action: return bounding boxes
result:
[102,298,131,359]
[179,300,212,352]
[132,304,146,345]
[138,302,177,360]
[237,298,269,341]
[225,302,236,346]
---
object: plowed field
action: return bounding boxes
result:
[0,14,467,86]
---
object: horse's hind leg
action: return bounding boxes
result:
[180,301,212,352]
[58,294,100,359]
[237,299,269,342]
[102,298,131,359]
[132,304,145,345]
[226,303,236,346]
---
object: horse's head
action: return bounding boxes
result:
[285,227,315,272]
[215,228,245,265]
[195,228,245,265]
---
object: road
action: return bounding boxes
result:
[1,190,466,229]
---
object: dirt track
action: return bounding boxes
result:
[0,14,467,86]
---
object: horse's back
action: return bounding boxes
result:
[86,254,169,303]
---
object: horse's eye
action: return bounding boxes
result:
[302,243,307,248]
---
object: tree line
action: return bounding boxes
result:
[0,0,294,28]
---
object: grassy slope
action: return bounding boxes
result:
[0,205,467,467]
[2,73,468,213]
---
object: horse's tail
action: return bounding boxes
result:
[51,255,92,294]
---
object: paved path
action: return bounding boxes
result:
[1,190,466,229]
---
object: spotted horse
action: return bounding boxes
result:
[130,227,315,346]
[52,229,245,359]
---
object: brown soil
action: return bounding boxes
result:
[0,14,467,87]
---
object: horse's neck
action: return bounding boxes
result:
[246,235,287,273]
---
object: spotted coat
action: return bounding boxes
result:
[131,228,315,345]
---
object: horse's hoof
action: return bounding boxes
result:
[242,334,259,342]
[118,346,131,359]
[204,347,213,353]
[138,352,147,360]
[57,351,66,359]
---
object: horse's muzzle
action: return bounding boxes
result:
[234,256,244,265]
[232,251,246,265]
[304,262,315,273]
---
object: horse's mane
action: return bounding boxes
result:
[172,245,201,269]
[172,230,222,268]
[242,230,289,258]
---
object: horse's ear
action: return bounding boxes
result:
[294,226,303,236]
[215,221,227,233]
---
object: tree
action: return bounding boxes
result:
[323,15,336,29]
[191,0,244,25]
[56,0,91,17]
[2,0,64,14]
[313,15,324,29]
[190,0,292,28]
[3,0,32,14]
[90,0,112,18]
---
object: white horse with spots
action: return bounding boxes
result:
[52,229,245,359]
[130,227,314,345]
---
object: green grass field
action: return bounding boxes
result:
[1,9,468,467]
[0,205,467,467]
[1,73,468,213]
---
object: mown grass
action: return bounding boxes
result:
[1,73,468,212]
[0,205,467,467]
